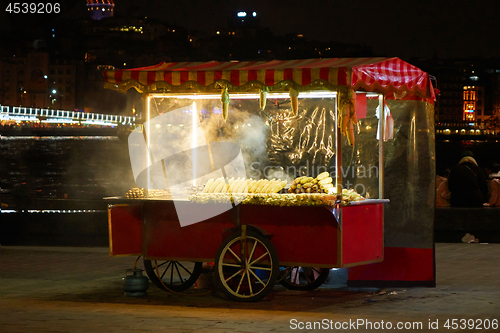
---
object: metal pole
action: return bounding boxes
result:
[378,94,385,199]
[336,89,342,198]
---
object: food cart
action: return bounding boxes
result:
[103,58,436,301]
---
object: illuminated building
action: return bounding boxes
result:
[48,60,77,110]
[0,53,50,108]
[462,85,484,122]
[87,0,114,20]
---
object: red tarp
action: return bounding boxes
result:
[103,57,435,99]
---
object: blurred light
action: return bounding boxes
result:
[237,12,247,17]
[52,89,56,94]
[252,11,257,17]
[44,75,48,79]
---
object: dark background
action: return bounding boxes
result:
[2,0,500,59]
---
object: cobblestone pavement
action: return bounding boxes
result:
[0,243,498,332]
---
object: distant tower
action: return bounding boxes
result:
[87,0,115,20]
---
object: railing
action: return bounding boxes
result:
[0,105,136,126]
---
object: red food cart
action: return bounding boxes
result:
[103,58,435,301]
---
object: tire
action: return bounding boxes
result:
[279,266,330,291]
[215,229,279,302]
[143,260,203,292]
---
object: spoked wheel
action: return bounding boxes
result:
[215,229,279,302]
[143,260,203,292]
[279,266,330,291]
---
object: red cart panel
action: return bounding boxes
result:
[108,204,143,256]
[341,203,384,267]
[108,199,386,269]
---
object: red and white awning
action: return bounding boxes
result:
[103,57,435,99]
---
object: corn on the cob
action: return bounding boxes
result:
[260,90,267,110]
[236,179,249,193]
[261,179,275,193]
[289,88,299,116]
[221,178,233,193]
[247,180,259,193]
[207,178,222,193]
[255,180,268,193]
[228,177,240,193]
[213,179,226,193]
[221,87,229,121]
[202,179,215,193]
[317,172,329,180]
[319,177,333,185]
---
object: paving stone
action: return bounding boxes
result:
[0,244,499,332]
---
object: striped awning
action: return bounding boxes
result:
[103,57,435,99]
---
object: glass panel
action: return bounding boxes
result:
[340,93,381,199]
[140,92,340,194]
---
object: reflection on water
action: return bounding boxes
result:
[0,136,136,201]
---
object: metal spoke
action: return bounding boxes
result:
[170,262,174,285]
[176,262,194,275]
[157,261,170,268]
[159,261,173,280]
[174,262,185,283]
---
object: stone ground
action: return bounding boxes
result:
[0,243,498,332]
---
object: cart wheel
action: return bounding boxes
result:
[143,260,203,292]
[279,266,330,291]
[215,229,279,302]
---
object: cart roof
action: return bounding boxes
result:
[103,57,435,99]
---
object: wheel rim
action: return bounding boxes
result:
[144,260,202,292]
[218,235,275,299]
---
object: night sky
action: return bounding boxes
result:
[2,0,500,59]
[127,0,500,59]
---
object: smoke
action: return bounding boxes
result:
[198,99,269,179]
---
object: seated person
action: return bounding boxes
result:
[447,151,488,207]
[484,163,500,207]
[436,168,451,207]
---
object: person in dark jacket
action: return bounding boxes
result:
[447,151,488,207]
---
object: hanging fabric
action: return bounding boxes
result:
[376,101,394,141]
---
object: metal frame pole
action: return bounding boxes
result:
[378,94,385,199]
